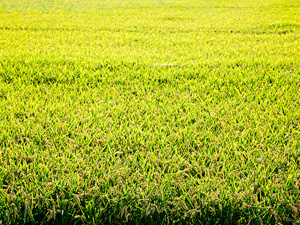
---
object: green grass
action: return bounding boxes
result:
[0,0,300,224]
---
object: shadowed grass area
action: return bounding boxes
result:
[0,0,300,224]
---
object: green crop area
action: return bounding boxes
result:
[0,0,300,224]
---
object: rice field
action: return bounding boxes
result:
[0,0,300,224]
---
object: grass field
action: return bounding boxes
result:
[0,0,300,224]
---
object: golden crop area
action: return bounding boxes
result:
[0,0,300,224]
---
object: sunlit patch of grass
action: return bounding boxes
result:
[0,0,300,224]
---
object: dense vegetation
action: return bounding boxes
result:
[0,0,300,224]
